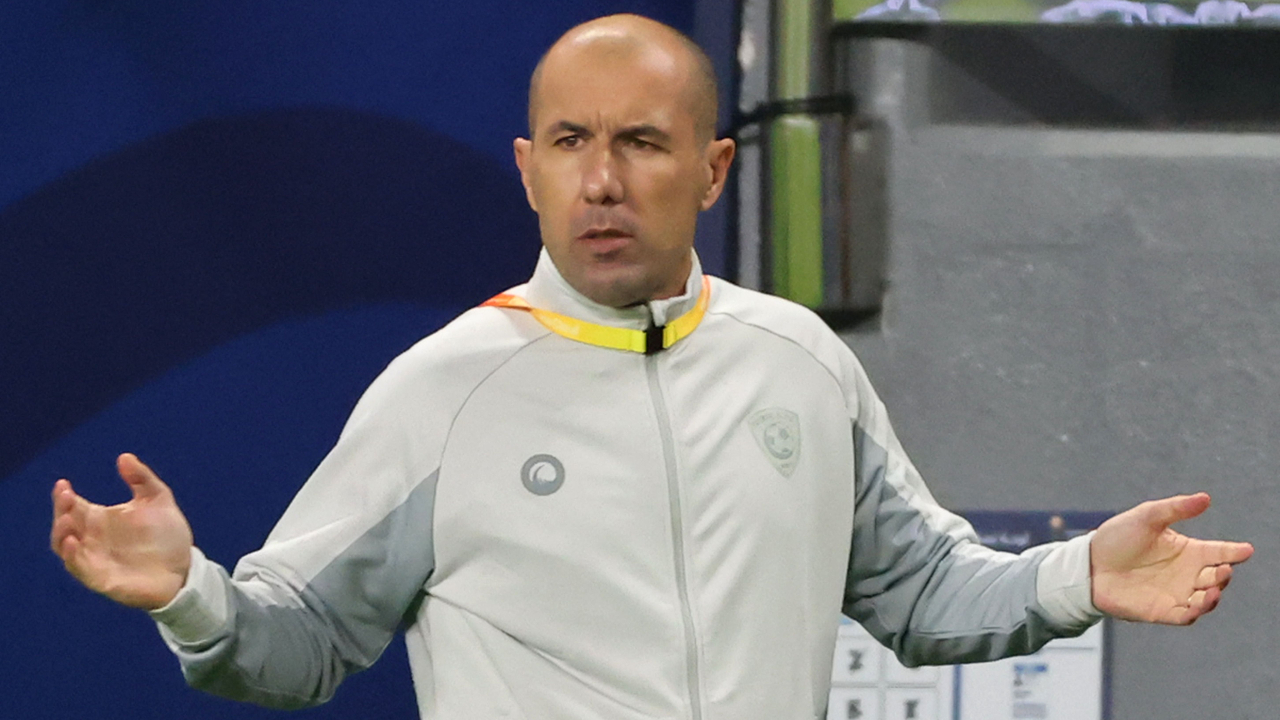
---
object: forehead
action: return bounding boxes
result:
[533,41,697,135]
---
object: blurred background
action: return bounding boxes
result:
[4,1,1278,718]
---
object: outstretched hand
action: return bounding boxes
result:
[1091,493,1253,625]
[50,453,193,610]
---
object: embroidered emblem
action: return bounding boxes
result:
[521,454,565,496]
[747,408,801,478]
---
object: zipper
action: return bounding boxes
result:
[645,352,703,720]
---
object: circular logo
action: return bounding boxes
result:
[521,454,565,496]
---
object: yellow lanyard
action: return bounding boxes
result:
[482,277,711,354]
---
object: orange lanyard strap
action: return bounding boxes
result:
[482,277,712,355]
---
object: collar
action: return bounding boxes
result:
[523,248,705,329]
[485,249,709,354]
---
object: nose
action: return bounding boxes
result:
[581,147,624,205]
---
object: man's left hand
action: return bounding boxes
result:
[1091,493,1253,625]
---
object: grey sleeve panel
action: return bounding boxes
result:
[844,426,1090,666]
[164,469,440,709]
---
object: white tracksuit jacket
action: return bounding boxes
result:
[151,250,1100,720]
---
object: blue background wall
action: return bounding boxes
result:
[1,2,704,717]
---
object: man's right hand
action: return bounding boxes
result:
[50,453,194,610]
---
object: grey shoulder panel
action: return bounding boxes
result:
[305,466,442,662]
[178,468,442,708]
[843,426,1075,666]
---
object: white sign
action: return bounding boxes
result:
[828,620,1106,720]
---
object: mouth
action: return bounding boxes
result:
[577,228,634,253]
[579,227,633,239]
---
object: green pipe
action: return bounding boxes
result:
[769,118,824,307]
[771,0,824,307]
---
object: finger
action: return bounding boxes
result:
[1190,587,1221,615]
[52,479,77,516]
[52,478,69,504]
[57,534,92,584]
[50,511,80,557]
[52,480,71,553]
[1194,564,1232,590]
[51,481,88,534]
[1141,492,1211,529]
[58,532,80,561]
[117,453,169,501]
[1166,589,1218,626]
[1198,540,1255,566]
[1164,604,1196,626]
[52,515,86,553]
[1160,583,1225,625]
[52,511,93,568]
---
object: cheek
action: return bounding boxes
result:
[642,174,703,240]
[531,168,576,221]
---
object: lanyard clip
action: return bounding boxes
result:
[644,324,665,355]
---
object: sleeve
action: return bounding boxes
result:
[838,346,1103,667]
[147,358,443,709]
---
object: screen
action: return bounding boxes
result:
[835,0,1280,25]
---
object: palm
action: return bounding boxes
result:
[1091,493,1252,625]
[51,454,193,610]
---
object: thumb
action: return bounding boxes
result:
[1141,492,1211,529]
[117,453,170,501]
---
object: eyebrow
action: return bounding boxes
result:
[617,124,673,146]
[544,121,673,146]
[547,121,591,138]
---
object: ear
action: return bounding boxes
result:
[699,137,736,211]
[513,137,538,212]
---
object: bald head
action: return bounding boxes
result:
[513,14,736,307]
[527,14,719,143]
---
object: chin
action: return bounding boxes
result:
[577,268,653,308]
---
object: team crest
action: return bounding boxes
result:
[747,408,801,478]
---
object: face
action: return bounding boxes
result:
[514,37,734,308]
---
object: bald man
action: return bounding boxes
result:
[52,14,1252,720]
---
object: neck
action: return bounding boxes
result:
[524,248,703,327]
[640,255,695,305]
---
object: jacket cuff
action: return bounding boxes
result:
[1035,531,1105,628]
[148,546,231,645]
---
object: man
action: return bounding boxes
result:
[51,14,1252,720]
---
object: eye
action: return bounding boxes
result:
[627,137,655,150]
[554,135,581,148]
